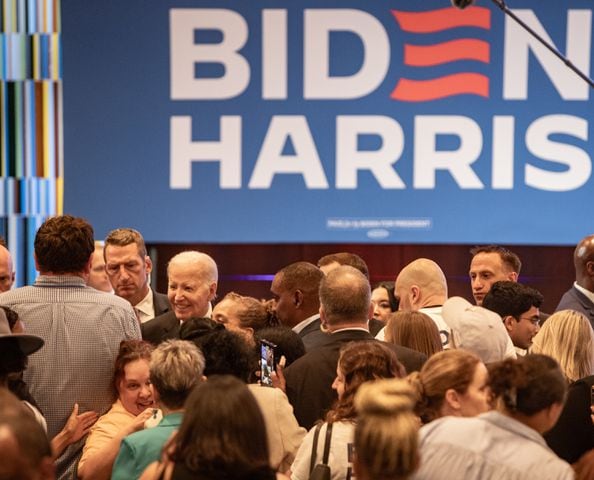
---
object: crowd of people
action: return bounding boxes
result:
[0,215,593,480]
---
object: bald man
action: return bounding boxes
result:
[556,234,594,330]
[376,258,451,348]
[284,266,426,429]
[316,252,384,336]
[0,245,15,292]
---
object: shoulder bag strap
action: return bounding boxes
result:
[321,422,333,465]
[309,423,324,474]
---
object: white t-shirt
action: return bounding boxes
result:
[291,421,355,480]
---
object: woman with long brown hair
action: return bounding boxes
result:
[289,340,403,480]
[140,375,287,480]
[384,311,443,358]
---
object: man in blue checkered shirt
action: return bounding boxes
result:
[0,215,141,479]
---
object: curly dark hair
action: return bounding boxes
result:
[34,215,94,273]
[489,354,566,415]
[191,328,257,382]
[482,281,543,319]
[326,341,403,423]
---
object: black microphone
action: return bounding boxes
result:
[451,0,475,9]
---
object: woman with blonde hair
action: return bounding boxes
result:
[353,378,419,480]
[529,309,594,464]
[385,311,443,358]
[408,349,490,424]
[530,309,594,382]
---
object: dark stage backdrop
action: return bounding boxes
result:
[149,243,575,314]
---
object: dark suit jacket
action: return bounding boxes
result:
[544,375,594,463]
[141,311,179,345]
[284,329,426,429]
[152,290,171,317]
[368,318,385,336]
[299,317,387,352]
[556,285,594,330]
[298,317,331,352]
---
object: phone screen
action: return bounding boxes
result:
[260,340,276,387]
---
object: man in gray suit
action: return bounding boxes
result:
[556,234,594,330]
[104,228,170,322]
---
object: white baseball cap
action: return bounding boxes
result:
[442,297,515,364]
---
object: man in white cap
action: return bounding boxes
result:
[442,296,516,363]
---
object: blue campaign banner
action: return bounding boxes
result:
[62,0,594,244]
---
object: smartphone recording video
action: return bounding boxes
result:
[260,339,276,387]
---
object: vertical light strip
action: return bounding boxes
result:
[27,0,35,34]
[32,31,37,78]
[14,81,22,176]
[0,83,5,174]
[24,79,33,176]
[42,0,46,33]
[1,0,61,285]
[55,78,61,212]
[17,0,25,33]
[41,78,48,176]
[0,177,5,215]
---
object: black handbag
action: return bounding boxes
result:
[308,422,333,480]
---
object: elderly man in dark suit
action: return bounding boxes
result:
[142,251,218,345]
[556,234,594,330]
[284,265,426,429]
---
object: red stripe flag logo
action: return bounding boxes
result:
[391,6,491,101]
